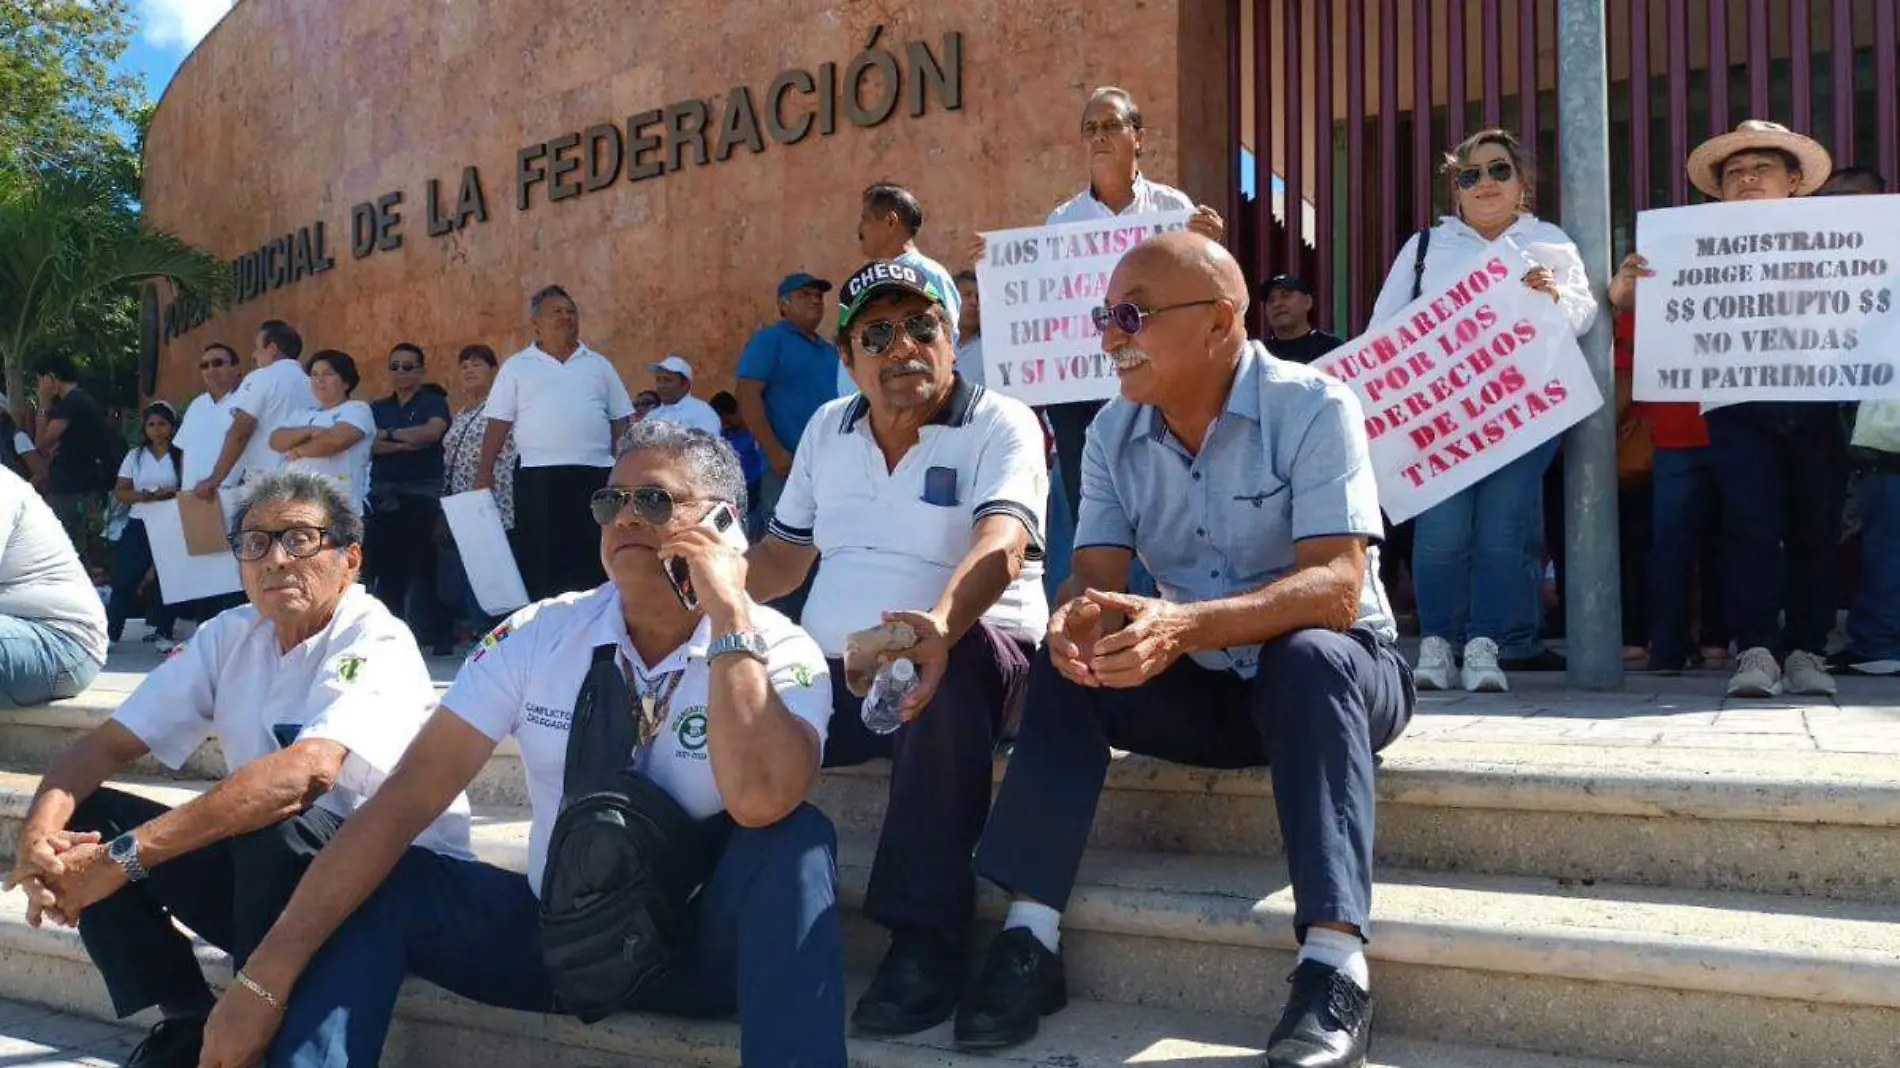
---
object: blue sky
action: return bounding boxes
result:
[113,1,234,103]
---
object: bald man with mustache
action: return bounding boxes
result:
[957,234,1414,1068]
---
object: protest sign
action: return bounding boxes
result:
[1315,238,1603,524]
[441,489,530,616]
[976,210,1192,406]
[1632,195,1900,403]
[147,498,243,604]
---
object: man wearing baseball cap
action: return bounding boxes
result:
[746,258,1048,1039]
[1610,120,1844,699]
[737,273,841,518]
[638,354,722,437]
[1260,275,1344,365]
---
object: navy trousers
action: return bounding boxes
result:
[974,628,1413,938]
[821,621,1031,937]
[270,803,846,1068]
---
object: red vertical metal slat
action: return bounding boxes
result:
[1747,0,1770,119]
[1283,0,1305,276]
[1316,0,1334,325]
[1789,0,1811,132]
[1630,0,1652,213]
[1447,0,1467,146]
[1879,0,1899,184]
[1253,0,1276,289]
[1413,0,1434,229]
[1708,0,1730,136]
[1667,0,1690,204]
[1380,0,1400,289]
[1547,0,1560,219]
[1228,0,1243,257]
[1831,0,1856,164]
[1348,0,1368,328]
[1517,0,1537,154]
[1482,0,1503,128]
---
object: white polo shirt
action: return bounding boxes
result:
[440,584,832,894]
[642,395,722,437]
[1046,172,1196,226]
[486,343,636,469]
[282,400,377,514]
[115,447,181,522]
[110,585,473,859]
[227,358,319,482]
[769,376,1049,657]
[177,392,237,488]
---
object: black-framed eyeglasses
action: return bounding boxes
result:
[1091,299,1223,336]
[857,312,942,356]
[388,362,421,373]
[1082,118,1135,139]
[1455,160,1517,189]
[590,486,705,527]
[230,526,340,562]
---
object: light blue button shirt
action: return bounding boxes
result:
[1075,341,1395,678]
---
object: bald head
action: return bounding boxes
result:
[1118,231,1251,318]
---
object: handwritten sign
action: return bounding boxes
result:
[976,210,1192,406]
[1316,239,1603,523]
[1633,195,1900,403]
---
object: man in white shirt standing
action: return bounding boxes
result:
[475,284,634,600]
[639,355,723,437]
[5,471,472,1068]
[748,260,1048,1036]
[176,343,244,493]
[192,321,318,499]
[195,423,844,1068]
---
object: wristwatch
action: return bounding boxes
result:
[107,833,148,883]
[707,630,769,664]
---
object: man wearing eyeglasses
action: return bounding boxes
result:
[196,422,844,1068]
[366,343,453,654]
[6,470,471,1068]
[957,233,1411,1068]
[746,260,1048,1037]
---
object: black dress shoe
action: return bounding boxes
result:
[1497,647,1566,672]
[953,928,1067,1050]
[126,1016,206,1068]
[1263,961,1373,1068]
[852,927,965,1035]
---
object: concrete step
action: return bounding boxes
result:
[12,694,1900,905]
[2,775,1895,1068]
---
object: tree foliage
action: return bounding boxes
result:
[0,0,145,173]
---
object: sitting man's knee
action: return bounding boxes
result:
[737,802,837,859]
[1257,628,1358,681]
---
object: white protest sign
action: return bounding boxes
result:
[441,489,530,616]
[976,210,1193,406]
[1314,238,1603,523]
[146,498,243,604]
[1633,195,1900,403]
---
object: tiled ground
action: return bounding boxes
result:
[0,998,135,1067]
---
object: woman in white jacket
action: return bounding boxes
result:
[1369,128,1598,694]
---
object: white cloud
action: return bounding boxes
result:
[140,0,237,50]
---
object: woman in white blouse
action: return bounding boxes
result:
[107,402,183,643]
[270,350,377,515]
[1369,128,1598,695]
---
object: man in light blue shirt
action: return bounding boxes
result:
[736,273,840,513]
[958,234,1412,1068]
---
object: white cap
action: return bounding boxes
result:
[648,355,694,381]
[890,657,916,682]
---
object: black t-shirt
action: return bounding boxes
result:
[1265,330,1346,365]
[45,388,112,494]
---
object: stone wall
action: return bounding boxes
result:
[142,0,1231,411]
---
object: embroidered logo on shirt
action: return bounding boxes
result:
[790,664,816,689]
[164,641,189,660]
[471,623,513,662]
[331,654,367,682]
[673,706,709,755]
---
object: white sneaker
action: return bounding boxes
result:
[153,637,179,655]
[1460,638,1509,693]
[1783,650,1838,697]
[1726,647,1783,697]
[1414,636,1456,691]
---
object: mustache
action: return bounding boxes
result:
[880,360,932,380]
[1109,344,1147,364]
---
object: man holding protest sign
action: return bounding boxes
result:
[961,233,1410,1067]
[1621,121,1869,697]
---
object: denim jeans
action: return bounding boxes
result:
[107,518,175,642]
[1411,438,1558,657]
[0,614,100,707]
[1647,446,1726,668]
[1706,403,1846,655]
[1845,471,1900,661]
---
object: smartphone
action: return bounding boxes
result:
[664,501,748,611]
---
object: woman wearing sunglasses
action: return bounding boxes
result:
[1368,128,1598,694]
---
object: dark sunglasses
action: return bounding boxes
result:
[1091,299,1222,335]
[589,486,705,527]
[199,358,233,370]
[388,362,421,373]
[857,312,942,356]
[1455,160,1517,189]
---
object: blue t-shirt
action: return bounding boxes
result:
[723,426,765,484]
[736,320,841,454]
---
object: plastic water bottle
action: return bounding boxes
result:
[861,658,919,735]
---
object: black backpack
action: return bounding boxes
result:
[537,645,728,1023]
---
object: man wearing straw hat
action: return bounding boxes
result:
[1611,120,1841,699]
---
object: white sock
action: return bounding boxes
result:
[1298,927,1370,991]
[1003,900,1061,953]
